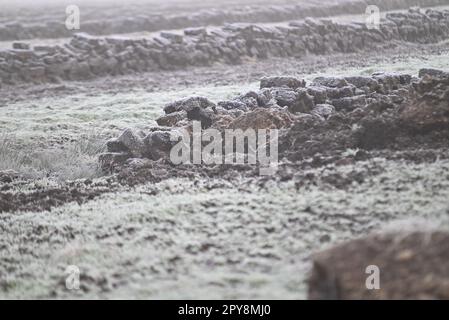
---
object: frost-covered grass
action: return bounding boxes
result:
[0,132,104,182]
[0,84,256,143]
[355,49,449,76]
[305,50,449,81]
[1,159,449,299]
[0,84,256,182]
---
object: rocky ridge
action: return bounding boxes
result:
[99,69,449,175]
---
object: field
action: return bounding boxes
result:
[1,0,449,299]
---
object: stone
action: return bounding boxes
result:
[373,72,412,91]
[160,32,183,43]
[270,88,314,113]
[270,88,297,108]
[106,138,128,153]
[331,95,367,111]
[312,104,335,119]
[156,110,188,127]
[291,88,315,113]
[117,128,145,157]
[27,66,46,80]
[344,76,380,90]
[308,232,449,299]
[186,106,215,129]
[10,49,35,60]
[218,100,249,111]
[143,131,174,160]
[260,76,306,90]
[312,76,348,88]
[34,45,56,53]
[325,86,356,99]
[88,56,109,74]
[0,170,19,183]
[99,152,131,169]
[184,28,207,37]
[69,61,92,79]
[239,90,274,108]
[307,86,328,104]
[12,42,30,50]
[255,89,275,107]
[401,74,449,132]
[418,68,448,78]
[163,96,216,114]
[236,95,259,110]
[227,108,295,130]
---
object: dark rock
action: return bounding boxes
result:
[217,100,249,111]
[156,110,188,127]
[313,76,348,88]
[0,170,19,183]
[164,96,216,114]
[10,49,35,60]
[143,131,174,160]
[12,42,30,50]
[69,61,92,79]
[291,88,315,113]
[240,90,274,108]
[418,68,448,78]
[106,138,128,153]
[312,104,335,119]
[344,76,379,90]
[184,28,207,37]
[325,86,356,99]
[401,74,449,132]
[227,108,295,130]
[260,76,306,90]
[307,86,328,104]
[331,95,367,111]
[373,72,412,91]
[117,128,145,157]
[160,32,184,43]
[270,88,314,113]
[34,45,56,53]
[270,88,297,108]
[187,107,215,129]
[99,152,131,169]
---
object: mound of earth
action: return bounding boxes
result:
[308,231,449,299]
[99,69,449,181]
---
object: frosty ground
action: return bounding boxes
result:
[1,1,449,299]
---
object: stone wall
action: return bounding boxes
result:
[1,8,448,86]
[1,0,447,41]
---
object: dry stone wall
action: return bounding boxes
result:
[1,0,447,41]
[1,8,448,86]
